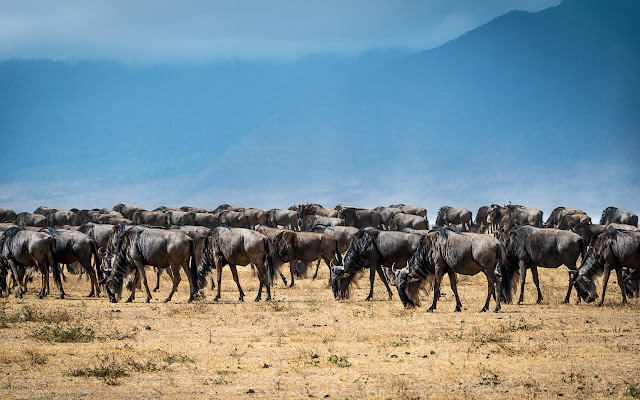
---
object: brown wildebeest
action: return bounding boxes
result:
[605,223,639,231]
[113,204,145,220]
[572,230,640,306]
[131,211,169,227]
[196,227,274,302]
[0,209,17,223]
[474,206,490,234]
[296,204,338,219]
[499,225,586,304]
[14,212,47,227]
[337,207,382,229]
[244,208,268,229]
[388,213,428,231]
[557,213,591,230]
[166,211,197,226]
[394,228,505,312]
[217,210,250,228]
[313,225,359,255]
[180,206,208,213]
[0,227,63,298]
[267,209,298,230]
[435,206,473,231]
[300,215,345,232]
[544,207,587,228]
[269,230,342,287]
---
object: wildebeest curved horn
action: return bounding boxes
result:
[329,260,334,269]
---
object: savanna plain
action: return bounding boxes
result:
[1,263,638,399]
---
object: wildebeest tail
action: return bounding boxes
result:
[578,238,587,262]
[48,237,63,293]
[499,247,518,304]
[264,238,274,287]
[189,238,197,300]
[90,238,103,282]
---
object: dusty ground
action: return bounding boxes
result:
[0,263,639,399]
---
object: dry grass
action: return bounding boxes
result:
[0,263,638,399]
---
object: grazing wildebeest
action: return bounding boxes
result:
[0,209,16,223]
[330,228,422,301]
[14,212,47,227]
[132,211,169,227]
[180,206,208,213]
[499,225,586,304]
[337,207,382,229]
[257,226,292,285]
[166,211,197,226]
[267,209,298,230]
[475,206,491,234]
[269,230,342,286]
[388,213,429,231]
[193,212,219,229]
[557,213,591,230]
[195,227,274,302]
[297,204,338,219]
[394,228,505,312]
[244,208,268,229]
[102,226,197,303]
[300,215,345,232]
[545,207,587,228]
[0,227,63,298]
[600,207,638,227]
[39,228,101,297]
[434,207,473,231]
[113,204,145,220]
[217,210,250,228]
[605,223,639,231]
[622,267,640,298]
[571,223,607,247]
[572,230,640,306]
[313,225,359,255]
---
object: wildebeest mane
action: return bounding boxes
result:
[600,207,616,225]
[343,229,379,274]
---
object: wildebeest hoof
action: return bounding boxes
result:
[536,297,543,304]
[562,299,569,304]
[427,307,435,312]
[254,296,261,302]
[126,298,133,303]
[480,307,488,312]
[365,295,373,301]
[454,306,461,312]
[153,288,159,292]
[213,296,220,302]
[239,297,244,302]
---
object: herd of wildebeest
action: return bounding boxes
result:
[0,203,638,312]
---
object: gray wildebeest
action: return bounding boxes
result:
[337,207,382,229]
[196,227,274,302]
[267,209,298,230]
[132,211,169,227]
[300,215,345,232]
[47,210,77,226]
[330,228,422,301]
[394,228,505,312]
[0,227,63,298]
[40,228,101,297]
[0,209,16,223]
[244,208,268,229]
[113,204,145,220]
[102,227,197,303]
[14,212,48,227]
[605,223,639,231]
[544,207,587,228]
[391,204,427,218]
[500,205,543,231]
[180,206,208,213]
[388,213,429,231]
[435,207,473,232]
[193,212,219,229]
[557,213,591,230]
[269,230,342,287]
[571,223,607,247]
[572,230,640,306]
[313,225,359,255]
[475,206,491,234]
[375,207,403,230]
[297,204,338,219]
[499,225,586,305]
[217,210,250,229]
[600,207,638,227]
[166,211,197,226]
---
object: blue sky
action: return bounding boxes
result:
[0,0,638,220]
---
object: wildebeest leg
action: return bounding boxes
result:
[312,259,321,280]
[9,261,24,298]
[428,264,445,312]
[530,267,543,304]
[489,270,501,312]
[229,265,245,302]
[448,270,462,312]
[79,258,100,297]
[288,261,296,287]
[163,264,182,303]
[375,265,393,300]
[210,277,215,290]
[37,262,48,298]
[517,261,527,305]
[597,263,613,307]
[137,264,153,303]
[365,264,376,301]
[614,266,628,306]
[153,267,161,292]
[563,267,575,304]
[214,263,223,301]
[126,270,140,303]
[279,271,288,286]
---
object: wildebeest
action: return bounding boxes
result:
[556,213,591,230]
[167,225,208,291]
[196,227,273,302]
[296,204,338,219]
[244,208,268,229]
[388,213,428,231]
[434,207,473,231]
[330,228,422,301]
[544,207,587,228]
[605,223,639,231]
[39,228,101,297]
[337,207,382,229]
[600,207,638,227]
[193,212,219,229]
[132,211,169,227]
[313,225,359,255]
[391,204,427,218]
[73,209,102,225]
[269,230,342,286]
[499,225,586,304]
[571,223,607,247]
[166,211,197,226]
[0,209,17,223]
[375,206,403,230]
[14,212,47,227]
[0,227,63,298]
[474,206,490,234]
[266,209,298,230]
[486,204,508,233]
[47,210,77,226]
[102,226,197,303]
[113,204,145,220]
[572,230,640,306]
[213,204,245,213]
[180,206,209,213]
[394,228,505,312]
[217,210,250,229]
[300,215,345,232]
[499,205,544,231]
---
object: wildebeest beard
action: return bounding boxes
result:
[105,230,137,303]
[573,249,602,303]
[331,235,372,299]
[400,241,435,308]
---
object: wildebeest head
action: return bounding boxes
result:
[394,267,420,308]
[330,261,352,300]
[572,247,602,303]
